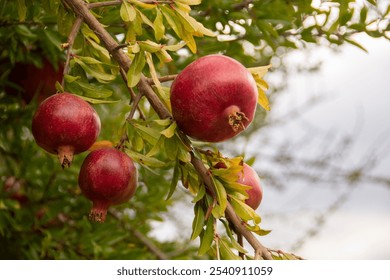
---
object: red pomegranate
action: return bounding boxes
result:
[170,54,258,142]
[7,58,64,104]
[78,148,138,222]
[32,92,101,168]
[238,163,263,210]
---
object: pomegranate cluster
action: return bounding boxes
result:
[32,92,138,222]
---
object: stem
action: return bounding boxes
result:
[62,16,83,88]
[146,74,177,84]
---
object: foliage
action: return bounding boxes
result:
[0,0,389,260]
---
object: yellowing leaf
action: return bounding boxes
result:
[154,8,165,41]
[126,52,145,87]
[138,40,162,53]
[161,122,177,138]
[249,64,271,111]
[163,41,187,52]
[176,0,202,5]
[129,0,156,9]
[120,1,136,22]
[88,140,114,151]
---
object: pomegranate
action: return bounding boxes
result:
[214,162,263,210]
[78,148,138,222]
[237,163,263,210]
[7,58,64,104]
[32,92,101,168]
[170,54,258,142]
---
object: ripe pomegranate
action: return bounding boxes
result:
[32,92,101,168]
[78,148,138,222]
[7,58,64,104]
[237,163,263,210]
[170,54,258,142]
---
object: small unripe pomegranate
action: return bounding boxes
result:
[170,54,258,142]
[214,162,263,210]
[238,163,263,210]
[32,92,101,168]
[78,148,138,222]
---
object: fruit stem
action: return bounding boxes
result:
[89,205,109,223]
[57,145,74,169]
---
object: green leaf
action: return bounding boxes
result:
[198,217,214,255]
[344,37,368,52]
[220,219,247,254]
[166,161,180,200]
[76,95,120,104]
[126,149,166,167]
[73,80,113,99]
[190,202,205,240]
[212,178,227,216]
[192,184,206,203]
[86,37,111,61]
[73,57,116,83]
[130,121,160,145]
[127,52,145,87]
[219,238,242,260]
[120,1,137,22]
[229,195,260,224]
[17,0,27,22]
[154,8,165,41]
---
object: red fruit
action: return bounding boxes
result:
[78,148,138,222]
[237,164,263,210]
[170,54,258,142]
[32,92,101,168]
[7,59,64,104]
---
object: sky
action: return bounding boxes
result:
[256,34,390,259]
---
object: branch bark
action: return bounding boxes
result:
[62,0,272,260]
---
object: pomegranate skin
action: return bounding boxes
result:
[170,54,258,142]
[32,92,101,168]
[237,163,263,210]
[78,148,138,222]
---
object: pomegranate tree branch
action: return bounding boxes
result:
[62,0,272,260]
[61,16,83,88]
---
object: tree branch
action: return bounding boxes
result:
[62,0,273,260]
[61,16,83,88]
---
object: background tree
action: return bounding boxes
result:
[0,0,389,260]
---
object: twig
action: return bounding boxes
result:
[146,74,177,84]
[119,68,146,120]
[61,16,83,88]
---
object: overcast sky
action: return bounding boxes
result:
[256,34,390,259]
